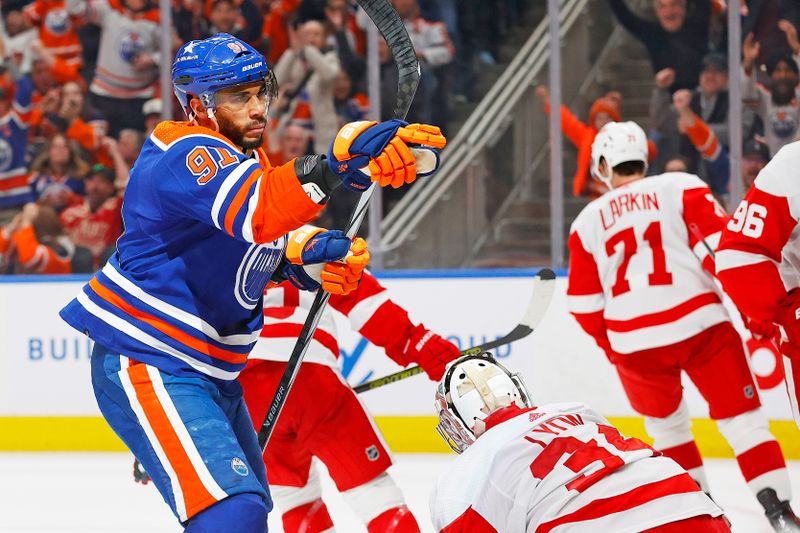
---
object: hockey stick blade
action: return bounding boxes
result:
[257,0,420,451]
[354,268,557,394]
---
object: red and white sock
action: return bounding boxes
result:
[645,402,710,492]
[282,498,334,533]
[660,441,709,492]
[367,506,420,533]
[343,472,420,532]
[717,408,791,501]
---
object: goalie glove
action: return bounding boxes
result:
[386,323,460,381]
[279,227,370,295]
[327,120,447,192]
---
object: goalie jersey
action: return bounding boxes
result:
[60,121,323,381]
[429,403,723,533]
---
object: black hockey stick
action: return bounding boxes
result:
[354,268,558,394]
[258,0,420,451]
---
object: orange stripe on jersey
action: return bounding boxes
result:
[126,363,218,518]
[152,121,243,155]
[92,78,154,98]
[89,278,248,365]
[224,168,263,236]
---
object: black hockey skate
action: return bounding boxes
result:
[757,488,800,532]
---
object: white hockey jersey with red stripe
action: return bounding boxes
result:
[567,172,730,354]
[429,403,722,533]
[249,271,414,367]
[716,140,800,425]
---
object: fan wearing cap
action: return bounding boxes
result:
[430,352,729,532]
[57,33,446,532]
[567,121,797,531]
[742,27,800,157]
[60,164,122,269]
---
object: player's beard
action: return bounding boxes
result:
[216,113,266,152]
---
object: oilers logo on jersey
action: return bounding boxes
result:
[0,138,13,172]
[117,31,146,64]
[235,240,286,309]
[44,9,71,37]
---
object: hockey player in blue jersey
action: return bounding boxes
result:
[58,33,446,532]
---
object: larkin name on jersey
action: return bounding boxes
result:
[430,403,722,532]
[567,173,730,354]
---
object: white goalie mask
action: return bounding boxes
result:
[434,352,533,454]
[590,121,649,190]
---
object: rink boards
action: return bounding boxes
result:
[0,269,797,458]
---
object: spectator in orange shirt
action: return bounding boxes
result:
[23,0,83,68]
[60,164,122,268]
[535,86,657,198]
[0,202,74,274]
[35,81,114,167]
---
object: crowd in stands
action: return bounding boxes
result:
[8,0,784,274]
[0,0,521,275]
[536,0,800,207]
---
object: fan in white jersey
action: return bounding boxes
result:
[429,351,729,533]
[567,121,799,532]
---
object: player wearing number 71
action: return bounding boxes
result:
[566,121,798,531]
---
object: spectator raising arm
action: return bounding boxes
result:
[673,89,729,197]
[13,203,72,274]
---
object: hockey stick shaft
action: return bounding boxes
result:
[258,0,420,451]
[354,268,557,394]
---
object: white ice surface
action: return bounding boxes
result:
[0,453,797,532]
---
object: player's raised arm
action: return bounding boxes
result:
[163,35,445,245]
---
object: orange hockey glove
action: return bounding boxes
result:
[281,230,370,296]
[320,237,370,295]
[328,120,447,191]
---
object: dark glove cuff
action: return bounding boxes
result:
[295,155,341,199]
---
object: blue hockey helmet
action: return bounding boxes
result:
[172,33,277,120]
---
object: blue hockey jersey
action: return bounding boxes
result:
[60,121,323,380]
[0,76,33,208]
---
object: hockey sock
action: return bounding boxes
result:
[716,409,791,502]
[184,493,267,533]
[282,498,334,533]
[366,506,420,533]
[644,402,710,492]
[660,441,709,492]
